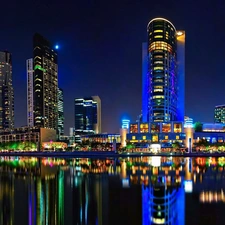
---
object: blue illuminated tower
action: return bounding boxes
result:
[142,18,185,122]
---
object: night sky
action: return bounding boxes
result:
[1,0,225,134]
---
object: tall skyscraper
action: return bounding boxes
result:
[74,96,101,135]
[58,88,64,136]
[33,33,58,130]
[142,18,185,123]
[0,51,14,129]
[27,58,34,127]
[214,105,225,123]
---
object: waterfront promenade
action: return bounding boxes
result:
[0,151,224,158]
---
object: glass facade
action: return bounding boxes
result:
[58,88,64,137]
[143,18,185,123]
[33,33,58,130]
[74,97,99,135]
[214,105,225,123]
[0,51,14,129]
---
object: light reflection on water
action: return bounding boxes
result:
[0,156,225,225]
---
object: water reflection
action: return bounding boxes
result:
[0,156,224,224]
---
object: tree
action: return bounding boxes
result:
[194,122,203,132]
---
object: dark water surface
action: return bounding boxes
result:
[0,156,225,225]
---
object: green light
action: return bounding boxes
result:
[34,65,46,72]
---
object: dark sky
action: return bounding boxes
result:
[1,0,225,134]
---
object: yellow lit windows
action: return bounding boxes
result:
[130,124,138,133]
[162,123,171,133]
[153,96,164,99]
[154,35,163,38]
[154,55,163,59]
[154,66,163,71]
[154,86,163,92]
[174,123,182,133]
[140,123,148,133]
[151,123,160,133]
[152,134,158,142]
[154,30,163,33]
[165,135,168,140]
[154,61,163,64]
[176,136,179,140]
[132,136,136,140]
[143,136,146,140]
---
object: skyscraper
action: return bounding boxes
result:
[0,51,14,129]
[33,33,58,130]
[74,96,101,136]
[58,88,64,136]
[142,18,185,123]
[27,58,34,127]
[214,105,225,123]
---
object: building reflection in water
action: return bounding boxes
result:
[0,156,225,224]
[142,156,185,225]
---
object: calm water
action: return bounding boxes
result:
[0,156,225,225]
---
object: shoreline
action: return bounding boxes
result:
[0,151,224,158]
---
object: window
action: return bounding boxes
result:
[143,136,146,140]
[176,136,179,140]
[154,30,163,33]
[165,135,168,140]
[132,136,136,140]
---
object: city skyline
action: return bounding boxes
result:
[1,1,225,134]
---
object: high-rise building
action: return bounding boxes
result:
[0,51,14,129]
[142,18,185,122]
[33,33,58,130]
[27,58,34,127]
[214,105,225,123]
[58,88,64,136]
[74,96,101,136]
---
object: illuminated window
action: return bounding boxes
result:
[132,136,136,140]
[162,123,171,133]
[165,135,168,140]
[154,30,163,33]
[154,35,163,38]
[174,123,182,133]
[154,66,163,71]
[140,123,148,133]
[143,136,146,140]
[151,123,160,133]
[152,134,158,142]
[176,136,179,140]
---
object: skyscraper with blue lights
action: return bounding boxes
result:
[142,18,185,123]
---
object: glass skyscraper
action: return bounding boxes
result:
[33,33,58,130]
[27,58,34,127]
[214,105,225,123]
[142,18,185,123]
[74,96,101,136]
[0,51,14,129]
[58,88,64,137]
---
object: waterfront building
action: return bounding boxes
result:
[0,51,14,129]
[58,88,64,137]
[0,127,56,150]
[74,96,101,139]
[142,18,185,122]
[27,58,34,127]
[214,105,225,123]
[33,33,58,130]
[120,119,130,147]
[81,133,121,144]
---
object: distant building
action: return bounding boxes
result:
[33,33,58,130]
[81,133,121,144]
[27,58,34,127]
[214,105,225,123]
[142,18,185,122]
[74,96,101,138]
[0,51,14,129]
[58,88,64,137]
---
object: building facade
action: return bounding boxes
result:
[142,18,185,123]
[33,33,58,130]
[74,96,101,136]
[27,58,34,127]
[0,51,14,129]
[214,105,225,123]
[58,88,64,137]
